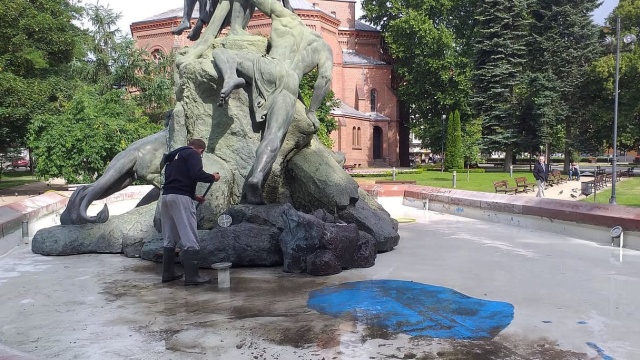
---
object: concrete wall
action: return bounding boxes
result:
[402,186,640,250]
[0,186,155,257]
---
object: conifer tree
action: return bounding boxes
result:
[444,110,464,170]
[528,0,601,169]
[472,0,530,170]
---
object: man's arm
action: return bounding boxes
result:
[185,150,216,183]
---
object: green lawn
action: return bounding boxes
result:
[356,170,537,193]
[0,170,38,191]
[580,177,640,207]
[357,170,640,207]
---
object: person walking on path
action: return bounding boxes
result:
[160,139,220,285]
[533,155,548,198]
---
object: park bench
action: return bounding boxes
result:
[493,180,518,195]
[514,177,534,193]
[594,174,605,190]
[548,170,568,185]
[622,167,635,177]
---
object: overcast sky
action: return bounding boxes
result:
[96,0,619,36]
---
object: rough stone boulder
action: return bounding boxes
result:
[32,203,159,257]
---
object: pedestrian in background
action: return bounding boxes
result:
[533,155,548,198]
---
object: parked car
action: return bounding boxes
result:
[11,158,29,168]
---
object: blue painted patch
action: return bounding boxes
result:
[577,321,588,325]
[307,280,513,340]
[586,342,614,360]
[455,207,464,213]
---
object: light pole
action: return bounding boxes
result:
[441,114,446,172]
[603,16,637,204]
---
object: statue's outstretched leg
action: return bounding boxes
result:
[173,0,198,35]
[187,20,205,41]
[212,48,248,106]
[243,94,297,204]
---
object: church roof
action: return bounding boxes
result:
[342,50,387,65]
[354,20,378,32]
[331,101,390,121]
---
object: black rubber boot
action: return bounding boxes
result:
[182,249,210,285]
[162,247,183,283]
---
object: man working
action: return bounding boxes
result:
[211,0,333,204]
[160,139,221,285]
[533,155,548,198]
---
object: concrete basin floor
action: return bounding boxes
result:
[0,203,638,359]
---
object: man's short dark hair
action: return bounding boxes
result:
[188,138,206,150]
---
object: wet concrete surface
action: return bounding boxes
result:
[1,200,639,359]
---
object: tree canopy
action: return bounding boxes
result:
[0,0,83,152]
[359,0,637,165]
[2,1,175,182]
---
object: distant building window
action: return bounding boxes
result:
[151,49,163,62]
[370,89,377,113]
[352,126,357,146]
[357,127,361,147]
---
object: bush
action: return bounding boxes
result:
[416,164,441,171]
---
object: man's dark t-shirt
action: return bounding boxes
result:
[162,146,213,199]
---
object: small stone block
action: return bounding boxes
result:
[212,262,232,288]
[212,262,232,270]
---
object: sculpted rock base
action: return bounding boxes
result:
[32,34,399,276]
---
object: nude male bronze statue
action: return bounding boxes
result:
[210,0,332,204]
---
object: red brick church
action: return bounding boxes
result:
[130,0,400,167]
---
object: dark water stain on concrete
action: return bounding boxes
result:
[417,336,590,360]
[127,261,158,274]
[97,267,590,359]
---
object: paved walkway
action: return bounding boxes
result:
[1,199,638,359]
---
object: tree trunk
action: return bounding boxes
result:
[503,146,514,172]
[398,101,411,167]
[563,121,572,173]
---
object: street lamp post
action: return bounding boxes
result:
[441,114,446,172]
[603,16,637,204]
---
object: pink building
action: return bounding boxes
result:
[130,0,400,167]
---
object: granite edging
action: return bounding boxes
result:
[0,186,155,239]
[403,185,640,232]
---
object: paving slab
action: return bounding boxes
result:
[0,200,639,359]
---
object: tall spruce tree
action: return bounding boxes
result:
[472,0,530,170]
[528,0,601,169]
